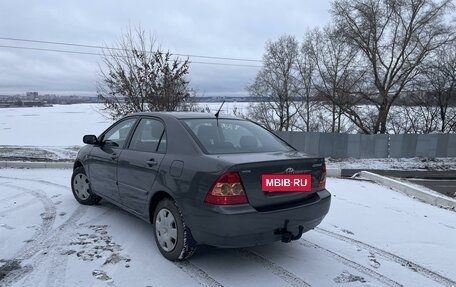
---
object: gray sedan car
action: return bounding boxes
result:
[71,112,331,260]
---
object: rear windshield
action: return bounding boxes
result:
[181,119,294,154]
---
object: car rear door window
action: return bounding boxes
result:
[128,118,166,153]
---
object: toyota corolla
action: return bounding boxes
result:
[71,112,331,261]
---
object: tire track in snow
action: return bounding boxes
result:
[1,176,130,287]
[44,205,88,287]
[1,183,57,261]
[236,249,312,287]
[175,260,224,287]
[0,175,68,190]
[20,205,88,287]
[316,228,456,287]
[298,239,403,287]
[0,179,86,286]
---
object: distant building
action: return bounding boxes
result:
[26,92,39,99]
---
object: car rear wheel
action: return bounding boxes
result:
[71,166,101,205]
[153,198,196,261]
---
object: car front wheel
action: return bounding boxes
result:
[71,166,101,205]
[153,198,196,261]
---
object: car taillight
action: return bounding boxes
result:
[317,163,326,191]
[205,172,249,205]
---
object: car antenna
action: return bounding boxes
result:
[214,100,225,127]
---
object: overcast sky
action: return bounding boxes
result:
[0,0,331,97]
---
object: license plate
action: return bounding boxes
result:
[261,174,312,192]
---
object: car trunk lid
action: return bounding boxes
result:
[211,152,325,209]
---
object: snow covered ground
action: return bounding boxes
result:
[0,104,111,146]
[0,168,455,287]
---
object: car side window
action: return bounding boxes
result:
[102,118,136,148]
[129,118,166,153]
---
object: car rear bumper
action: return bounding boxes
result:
[182,190,331,248]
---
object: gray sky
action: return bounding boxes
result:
[0,0,330,96]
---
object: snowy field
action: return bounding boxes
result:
[0,103,248,146]
[0,168,455,287]
[1,104,456,170]
[0,104,112,146]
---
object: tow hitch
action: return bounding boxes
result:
[274,220,304,243]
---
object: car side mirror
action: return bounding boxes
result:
[83,135,98,145]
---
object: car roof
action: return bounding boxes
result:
[130,111,241,120]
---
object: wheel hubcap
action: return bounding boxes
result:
[155,208,178,252]
[73,173,91,200]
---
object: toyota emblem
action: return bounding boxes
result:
[285,167,294,174]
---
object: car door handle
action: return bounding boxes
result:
[146,159,158,167]
[111,154,118,160]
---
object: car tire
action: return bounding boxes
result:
[153,198,196,261]
[71,166,102,205]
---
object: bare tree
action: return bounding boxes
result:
[306,27,365,133]
[420,42,456,132]
[97,26,191,120]
[389,91,441,133]
[331,0,454,133]
[247,36,302,131]
[295,35,316,132]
